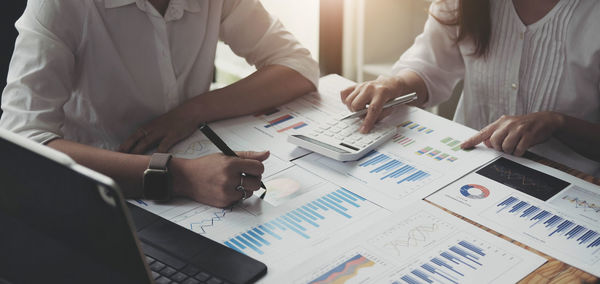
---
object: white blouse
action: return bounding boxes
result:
[394,0,600,176]
[0,0,319,150]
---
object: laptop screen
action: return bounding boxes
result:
[0,138,151,284]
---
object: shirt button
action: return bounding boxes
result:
[511,83,518,90]
[519,32,524,40]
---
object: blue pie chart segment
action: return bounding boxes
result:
[460,184,490,199]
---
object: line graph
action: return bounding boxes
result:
[561,196,600,213]
[476,157,569,201]
[189,208,234,234]
[549,185,600,221]
[370,212,454,258]
[384,224,439,251]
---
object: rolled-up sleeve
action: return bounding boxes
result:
[0,0,81,144]
[219,0,320,89]
[392,0,465,107]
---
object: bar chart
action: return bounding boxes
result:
[415,146,458,162]
[359,151,431,185]
[222,188,379,257]
[482,195,600,265]
[395,240,488,284]
[392,134,416,147]
[282,203,544,284]
[399,120,435,134]
[255,109,310,133]
[495,196,600,247]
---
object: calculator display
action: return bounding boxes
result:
[291,135,351,153]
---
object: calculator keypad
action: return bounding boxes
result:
[308,118,396,151]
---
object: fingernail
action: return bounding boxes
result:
[359,126,367,133]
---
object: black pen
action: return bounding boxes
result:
[199,123,268,199]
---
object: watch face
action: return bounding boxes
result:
[143,169,170,201]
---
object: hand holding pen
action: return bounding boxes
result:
[199,123,268,200]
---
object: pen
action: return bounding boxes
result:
[199,123,268,199]
[340,92,417,120]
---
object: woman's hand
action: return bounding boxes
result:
[171,151,270,208]
[118,103,201,154]
[461,112,565,156]
[340,72,428,133]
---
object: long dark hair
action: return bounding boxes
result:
[434,0,492,57]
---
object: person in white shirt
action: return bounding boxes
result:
[0,0,319,206]
[342,0,600,176]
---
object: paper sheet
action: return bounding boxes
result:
[427,154,600,277]
[294,106,499,210]
[130,75,551,283]
[208,74,354,161]
[131,168,392,283]
[271,201,546,284]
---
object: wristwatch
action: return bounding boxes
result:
[143,153,173,201]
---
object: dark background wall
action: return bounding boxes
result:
[1,2,27,118]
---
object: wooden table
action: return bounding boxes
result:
[427,152,599,284]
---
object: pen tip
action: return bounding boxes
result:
[259,192,266,199]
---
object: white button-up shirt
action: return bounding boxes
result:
[0,0,319,150]
[394,0,600,176]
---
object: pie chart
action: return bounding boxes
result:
[460,184,490,199]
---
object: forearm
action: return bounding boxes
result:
[184,65,315,125]
[47,139,151,197]
[395,70,429,107]
[553,113,600,161]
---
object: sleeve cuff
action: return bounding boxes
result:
[264,57,320,90]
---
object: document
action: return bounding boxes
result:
[209,74,354,161]
[131,75,552,282]
[273,201,545,284]
[295,106,499,210]
[427,154,600,277]
[132,167,392,283]
[167,128,294,180]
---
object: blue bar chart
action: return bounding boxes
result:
[494,196,600,249]
[359,151,431,185]
[395,240,485,284]
[223,188,375,256]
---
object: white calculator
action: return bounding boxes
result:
[287,117,397,161]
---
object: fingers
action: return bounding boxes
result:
[344,85,363,111]
[360,95,386,133]
[231,157,265,176]
[461,122,499,149]
[236,150,270,162]
[483,138,492,148]
[350,85,375,112]
[240,175,261,192]
[130,132,160,154]
[501,131,521,155]
[118,128,146,153]
[157,134,184,153]
[340,85,356,103]
[513,135,533,156]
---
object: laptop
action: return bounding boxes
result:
[0,129,267,284]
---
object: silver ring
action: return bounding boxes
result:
[235,175,248,200]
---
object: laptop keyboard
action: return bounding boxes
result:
[145,255,230,284]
